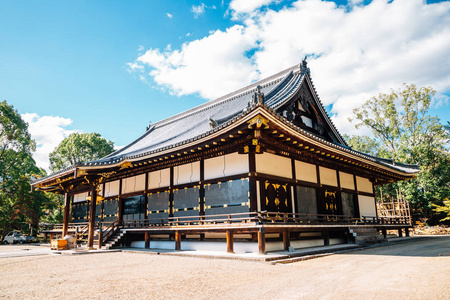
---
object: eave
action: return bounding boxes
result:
[33,104,419,193]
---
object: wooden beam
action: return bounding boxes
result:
[118,179,123,222]
[258,229,266,254]
[87,185,97,249]
[144,231,150,248]
[144,172,149,220]
[323,230,330,246]
[199,159,205,241]
[175,231,181,250]
[283,229,290,251]
[291,158,298,214]
[62,193,70,237]
[249,152,257,212]
[169,167,174,218]
[226,230,234,253]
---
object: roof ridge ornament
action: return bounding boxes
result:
[300,56,310,74]
[249,85,265,107]
[208,117,218,129]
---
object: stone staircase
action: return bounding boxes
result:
[348,227,386,245]
[102,230,126,250]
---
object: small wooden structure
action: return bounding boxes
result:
[32,60,419,253]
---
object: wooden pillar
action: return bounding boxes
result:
[144,173,149,220]
[118,179,123,224]
[291,159,298,214]
[249,152,257,212]
[62,193,70,237]
[175,231,181,251]
[405,227,410,237]
[382,228,387,239]
[258,229,266,254]
[398,228,403,237]
[169,167,174,218]
[87,185,97,249]
[43,233,48,242]
[226,230,234,253]
[144,232,150,248]
[199,160,205,240]
[323,230,330,246]
[98,226,103,249]
[283,229,290,251]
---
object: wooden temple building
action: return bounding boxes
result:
[32,60,419,253]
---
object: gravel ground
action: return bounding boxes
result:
[0,236,449,300]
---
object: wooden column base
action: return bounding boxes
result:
[144,232,150,249]
[258,230,266,254]
[283,230,290,251]
[382,228,387,239]
[175,232,181,251]
[323,230,330,246]
[226,231,234,253]
[405,228,410,237]
[398,228,403,237]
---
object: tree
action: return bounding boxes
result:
[348,84,450,223]
[343,135,384,157]
[0,101,59,237]
[433,199,450,222]
[49,132,115,173]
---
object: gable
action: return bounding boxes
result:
[275,77,345,145]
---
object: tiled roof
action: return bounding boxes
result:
[90,64,308,164]
[33,62,419,184]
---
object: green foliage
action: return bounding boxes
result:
[49,132,114,173]
[348,84,450,224]
[0,101,61,237]
[343,135,387,157]
[433,199,450,222]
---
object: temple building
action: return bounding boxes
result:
[32,60,419,253]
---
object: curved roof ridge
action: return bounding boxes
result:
[152,64,301,129]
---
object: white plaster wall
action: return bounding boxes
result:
[356,176,373,193]
[122,174,146,194]
[339,172,355,190]
[98,185,104,197]
[174,161,200,185]
[104,180,120,197]
[148,168,171,190]
[295,161,317,183]
[319,167,338,187]
[204,153,248,180]
[130,238,345,253]
[358,195,377,217]
[256,152,291,179]
[73,192,88,203]
[267,238,345,252]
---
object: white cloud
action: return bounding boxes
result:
[137,45,144,52]
[191,3,206,18]
[130,0,450,135]
[229,0,278,16]
[21,113,78,172]
[166,12,173,18]
[136,25,260,99]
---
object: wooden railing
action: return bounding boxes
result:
[99,212,410,236]
[45,212,411,245]
[40,222,89,232]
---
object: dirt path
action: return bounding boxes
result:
[0,236,449,299]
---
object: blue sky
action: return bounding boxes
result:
[0,0,449,171]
